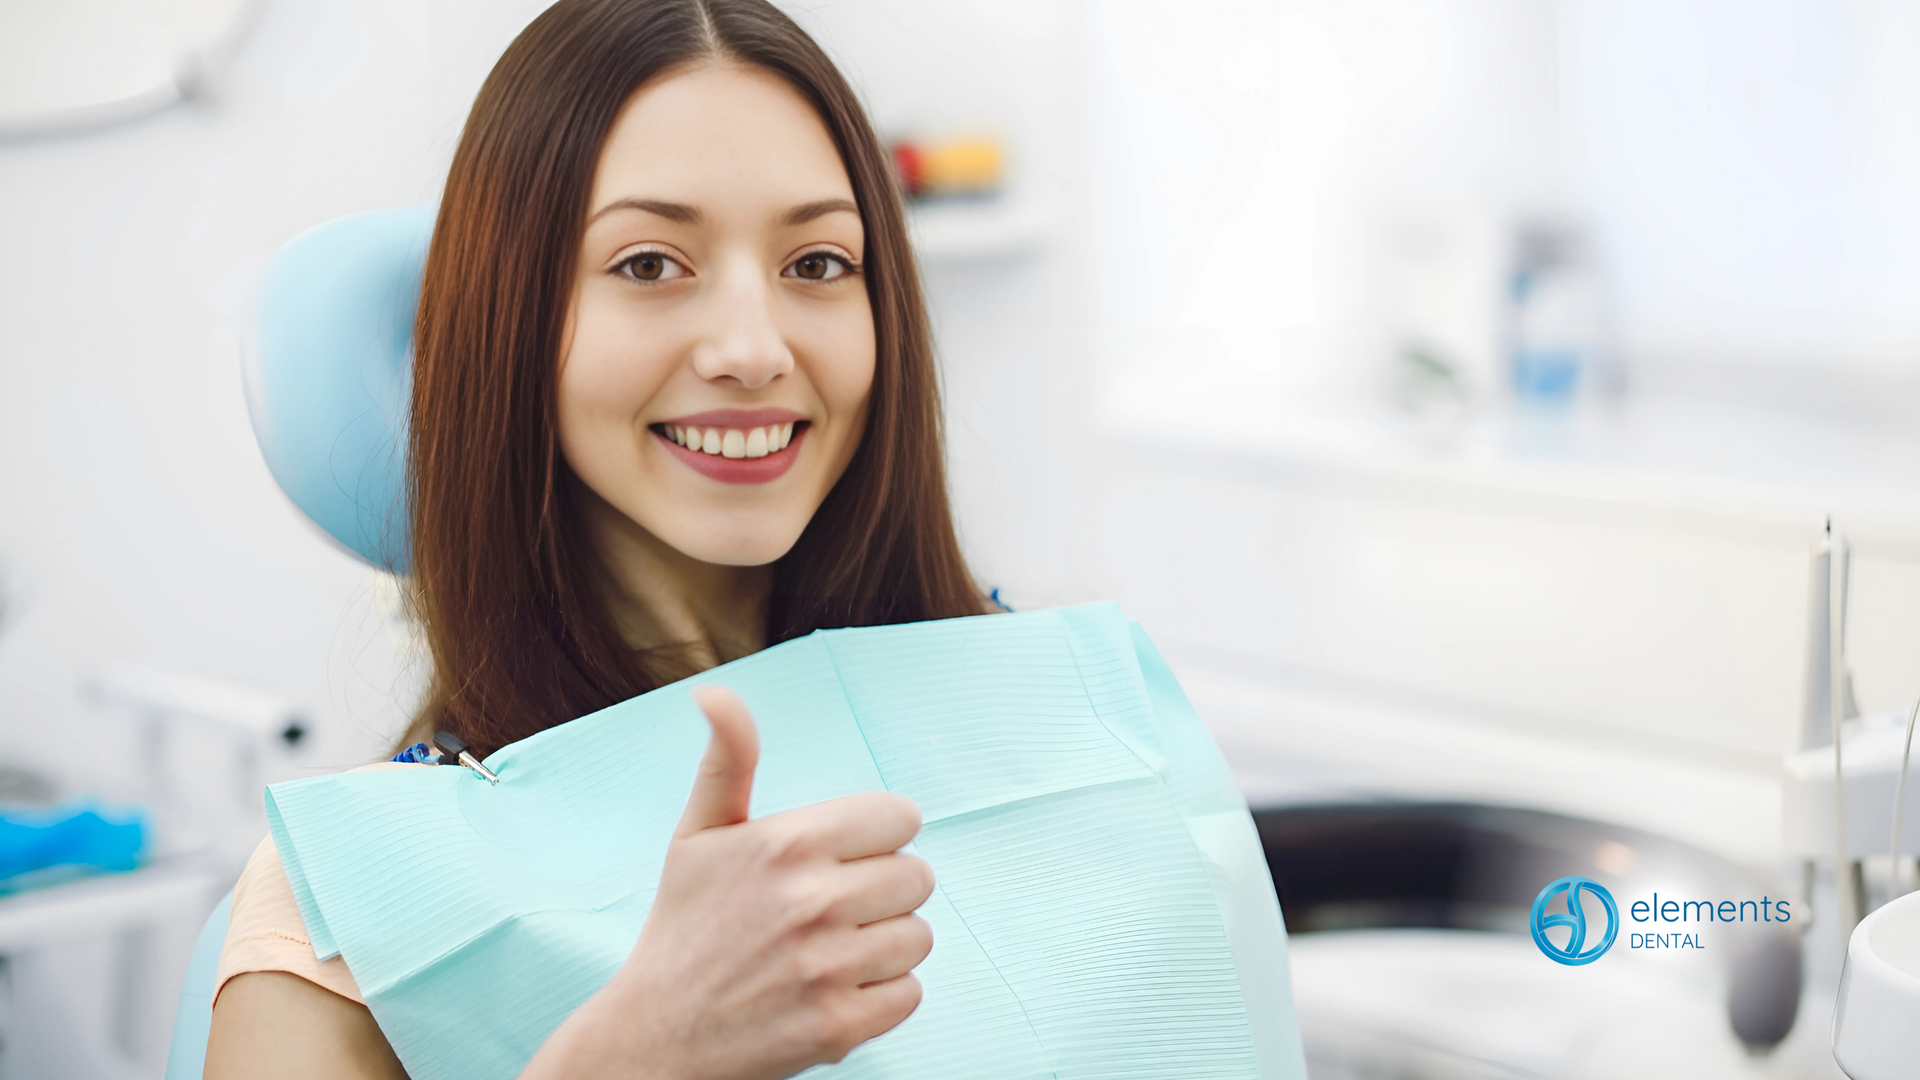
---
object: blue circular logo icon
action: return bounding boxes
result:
[1530,876,1618,965]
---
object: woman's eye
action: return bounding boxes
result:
[785,252,854,281]
[617,252,687,282]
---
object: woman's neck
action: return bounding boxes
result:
[577,485,772,672]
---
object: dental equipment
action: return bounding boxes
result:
[1831,888,1920,1079]
[1890,695,1918,902]
[1824,523,1863,949]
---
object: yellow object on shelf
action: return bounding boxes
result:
[922,138,1002,194]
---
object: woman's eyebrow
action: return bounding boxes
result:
[783,198,859,226]
[585,196,857,227]
[589,197,701,224]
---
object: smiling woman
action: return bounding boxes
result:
[407,0,986,758]
[204,1,987,1077]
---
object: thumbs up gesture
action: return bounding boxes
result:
[521,686,935,1080]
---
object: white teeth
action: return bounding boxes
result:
[669,423,798,458]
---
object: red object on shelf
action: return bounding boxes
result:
[891,141,925,197]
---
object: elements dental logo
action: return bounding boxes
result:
[1530,876,1619,966]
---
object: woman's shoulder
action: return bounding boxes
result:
[214,761,431,1006]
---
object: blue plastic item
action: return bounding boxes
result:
[248,205,434,571]
[265,604,1307,1080]
[165,891,233,1080]
[391,742,437,764]
[0,802,147,892]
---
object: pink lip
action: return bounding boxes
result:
[659,407,806,429]
[656,423,808,484]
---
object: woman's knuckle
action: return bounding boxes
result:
[779,878,833,927]
[769,819,822,863]
[793,939,849,987]
[817,893,853,926]
[814,998,866,1059]
[790,951,828,988]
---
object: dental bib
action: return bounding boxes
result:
[265,604,1306,1080]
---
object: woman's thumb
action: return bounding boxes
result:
[674,685,761,837]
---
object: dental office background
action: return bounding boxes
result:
[4,0,1920,1077]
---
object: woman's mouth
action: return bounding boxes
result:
[659,421,796,459]
[652,413,808,484]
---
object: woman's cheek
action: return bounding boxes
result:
[573,305,679,421]
[558,353,656,492]
[807,307,876,429]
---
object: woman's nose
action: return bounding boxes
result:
[690,263,794,390]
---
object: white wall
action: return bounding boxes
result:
[1563,0,1920,375]
[1088,0,1920,399]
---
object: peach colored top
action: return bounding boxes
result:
[214,761,427,1007]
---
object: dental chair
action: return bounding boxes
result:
[164,206,433,1078]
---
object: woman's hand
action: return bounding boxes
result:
[522,686,936,1080]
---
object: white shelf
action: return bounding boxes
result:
[1103,374,1920,554]
[907,199,1047,262]
[1181,661,1783,866]
[0,862,223,950]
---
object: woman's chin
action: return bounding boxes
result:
[656,521,806,569]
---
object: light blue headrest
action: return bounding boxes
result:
[247,206,434,573]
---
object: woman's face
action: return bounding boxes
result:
[559,63,875,568]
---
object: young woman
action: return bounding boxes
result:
[205,0,990,1075]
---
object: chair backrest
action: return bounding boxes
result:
[164,890,233,1080]
[246,206,434,572]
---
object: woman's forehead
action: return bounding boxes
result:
[589,63,856,222]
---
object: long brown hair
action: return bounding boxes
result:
[409,0,981,755]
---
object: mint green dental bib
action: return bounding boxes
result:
[264,604,1306,1080]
